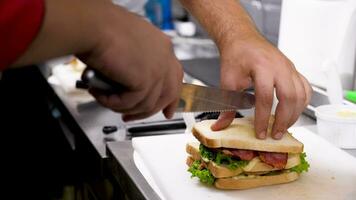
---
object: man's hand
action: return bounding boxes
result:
[210,34,312,139]
[83,4,183,121]
[179,0,312,139]
[13,0,183,121]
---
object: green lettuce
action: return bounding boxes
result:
[215,152,248,170]
[199,144,215,161]
[290,152,310,174]
[188,160,215,185]
[199,144,248,170]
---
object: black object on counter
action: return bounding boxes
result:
[103,125,118,134]
[127,122,186,137]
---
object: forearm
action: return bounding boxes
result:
[178,0,262,50]
[13,0,110,67]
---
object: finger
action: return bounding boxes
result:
[253,72,274,139]
[122,109,159,122]
[123,90,176,121]
[90,89,121,110]
[211,112,236,131]
[163,98,180,119]
[119,82,162,115]
[212,67,252,130]
[288,75,307,127]
[272,77,297,139]
[162,69,183,119]
[89,86,145,112]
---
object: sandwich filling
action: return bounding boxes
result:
[188,144,310,185]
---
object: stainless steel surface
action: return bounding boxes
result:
[107,142,161,200]
[178,83,255,112]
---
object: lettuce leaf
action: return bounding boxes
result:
[215,152,248,170]
[188,160,215,185]
[199,144,248,170]
[290,152,310,174]
[199,144,215,161]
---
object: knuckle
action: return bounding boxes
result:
[279,90,296,103]
[253,55,270,69]
[285,58,296,70]
[298,93,307,104]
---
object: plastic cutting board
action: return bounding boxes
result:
[132,127,356,200]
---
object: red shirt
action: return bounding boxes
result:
[0,0,44,70]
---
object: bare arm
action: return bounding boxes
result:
[179,0,312,139]
[13,0,100,67]
[13,0,183,120]
[178,0,259,50]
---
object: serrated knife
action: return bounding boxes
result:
[76,69,255,112]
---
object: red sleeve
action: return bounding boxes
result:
[0,0,45,70]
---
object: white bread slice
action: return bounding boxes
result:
[186,156,299,190]
[192,118,303,153]
[186,142,300,176]
[214,171,299,190]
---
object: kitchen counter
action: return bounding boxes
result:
[39,61,356,200]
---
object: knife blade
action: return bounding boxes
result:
[76,69,255,112]
[176,83,255,112]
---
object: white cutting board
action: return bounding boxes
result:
[132,127,356,200]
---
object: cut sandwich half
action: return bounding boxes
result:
[186,118,310,190]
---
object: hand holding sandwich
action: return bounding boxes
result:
[179,0,312,139]
[213,34,312,140]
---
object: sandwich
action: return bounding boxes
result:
[186,117,310,189]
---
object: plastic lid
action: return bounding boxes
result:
[345,91,356,103]
[315,104,356,123]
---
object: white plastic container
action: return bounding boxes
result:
[315,104,356,149]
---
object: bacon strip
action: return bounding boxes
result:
[216,146,288,168]
[221,149,257,161]
[259,152,288,169]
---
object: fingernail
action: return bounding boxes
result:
[257,131,266,139]
[274,132,283,139]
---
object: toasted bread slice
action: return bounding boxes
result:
[186,142,300,176]
[192,118,303,153]
[186,156,195,166]
[186,156,299,190]
[214,171,299,190]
